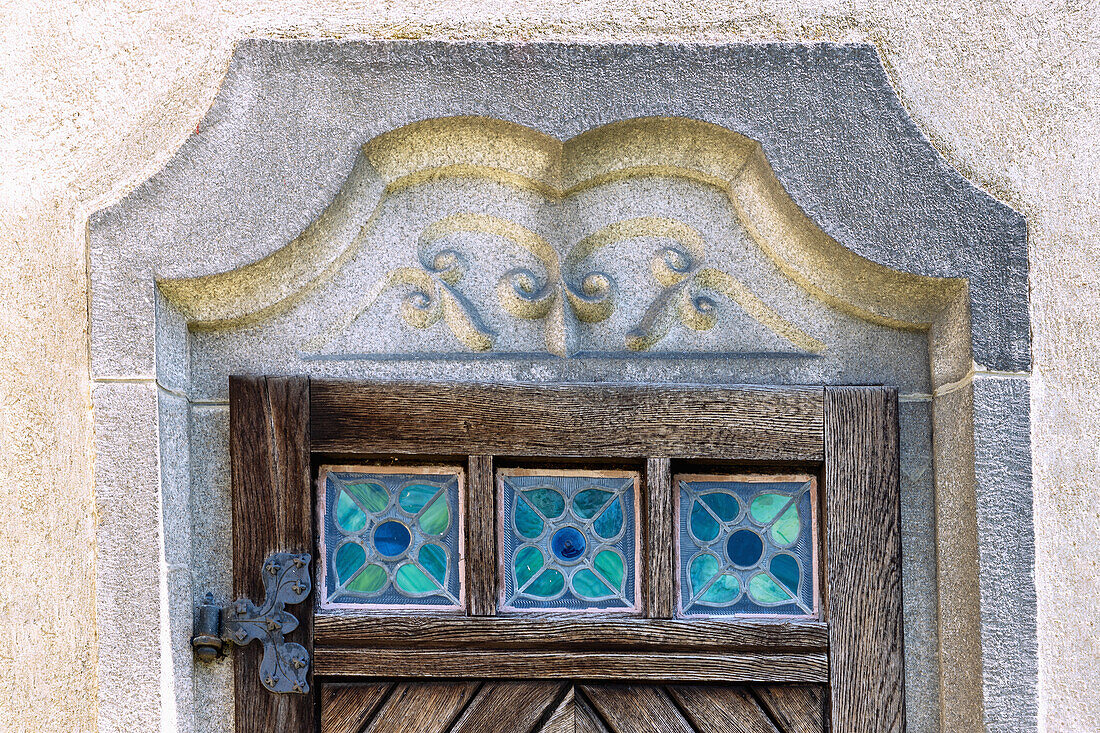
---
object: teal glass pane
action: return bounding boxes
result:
[573,489,613,519]
[514,546,544,587]
[592,498,624,539]
[500,470,638,612]
[689,501,720,542]
[321,467,463,609]
[514,497,544,538]
[523,488,566,518]
[572,569,614,599]
[679,476,816,617]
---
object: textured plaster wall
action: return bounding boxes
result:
[0,2,1096,732]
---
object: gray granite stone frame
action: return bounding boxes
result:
[88,40,1034,733]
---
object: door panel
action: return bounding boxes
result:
[320,681,826,733]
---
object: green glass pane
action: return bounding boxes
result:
[593,498,624,539]
[701,492,740,522]
[418,494,450,535]
[514,546,544,587]
[748,572,793,604]
[573,489,613,519]
[689,553,720,596]
[523,488,566,518]
[593,550,625,590]
[344,481,388,513]
[770,554,801,596]
[335,491,368,532]
[419,543,448,584]
[334,542,366,583]
[572,569,614,599]
[514,496,544,538]
[345,564,386,593]
[526,569,565,597]
[770,505,800,545]
[395,563,440,594]
[750,493,790,524]
[699,574,740,603]
[690,501,720,542]
[399,484,441,514]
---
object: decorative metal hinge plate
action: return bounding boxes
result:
[192,552,312,694]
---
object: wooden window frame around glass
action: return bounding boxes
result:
[228,377,906,733]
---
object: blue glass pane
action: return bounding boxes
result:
[322,468,463,609]
[679,476,816,618]
[551,526,586,561]
[373,521,411,557]
[500,470,638,612]
[726,530,763,567]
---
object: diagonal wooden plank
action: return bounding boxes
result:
[579,684,694,733]
[449,681,566,733]
[667,685,780,733]
[539,686,611,733]
[321,683,394,733]
[753,685,826,733]
[363,681,481,733]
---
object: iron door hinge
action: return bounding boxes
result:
[191,552,312,694]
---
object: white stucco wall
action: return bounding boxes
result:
[0,2,1096,731]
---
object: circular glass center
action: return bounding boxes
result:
[727,529,764,567]
[372,520,411,557]
[550,526,587,561]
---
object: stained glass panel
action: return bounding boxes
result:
[318,465,463,610]
[677,474,817,618]
[499,469,639,612]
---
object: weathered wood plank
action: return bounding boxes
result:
[646,457,675,619]
[668,685,782,733]
[579,685,693,733]
[230,376,312,733]
[754,685,827,733]
[466,454,497,616]
[310,381,824,460]
[824,387,906,732]
[362,681,481,733]
[314,615,828,652]
[449,681,566,733]
[321,682,393,733]
[313,649,828,682]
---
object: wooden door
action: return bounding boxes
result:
[229,378,904,732]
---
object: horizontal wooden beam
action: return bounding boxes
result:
[314,615,828,653]
[310,381,825,461]
[313,648,829,683]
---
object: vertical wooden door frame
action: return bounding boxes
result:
[229,379,905,732]
[230,375,314,732]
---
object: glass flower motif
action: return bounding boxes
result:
[499,469,638,612]
[678,474,817,617]
[319,466,463,610]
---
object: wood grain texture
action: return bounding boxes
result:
[313,649,828,682]
[230,375,313,733]
[579,684,694,733]
[321,682,393,733]
[824,387,906,732]
[310,381,824,460]
[314,615,828,652]
[646,457,675,619]
[667,685,782,733]
[465,454,496,616]
[754,686,826,733]
[449,681,566,733]
[362,681,480,733]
